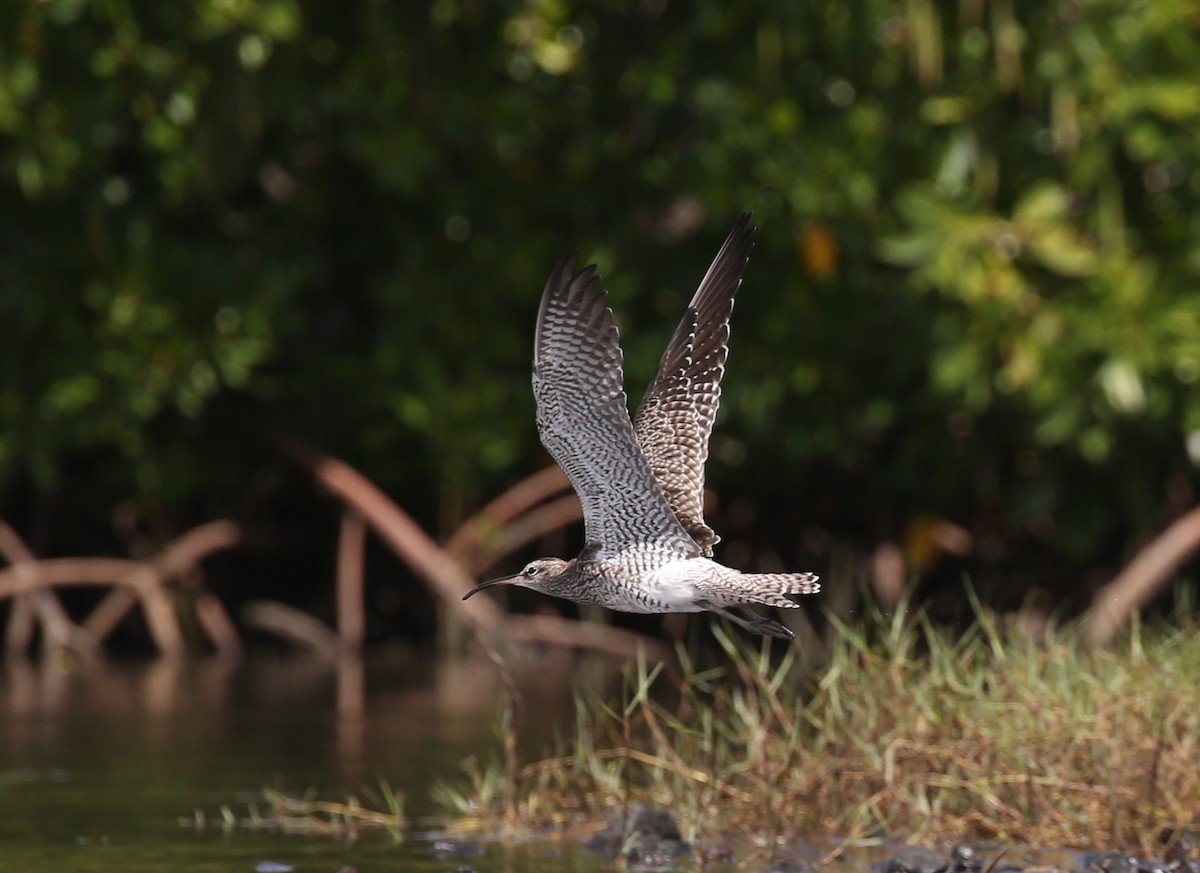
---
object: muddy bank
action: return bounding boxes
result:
[438,805,1200,873]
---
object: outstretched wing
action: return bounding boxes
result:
[633,214,755,555]
[533,254,700,559]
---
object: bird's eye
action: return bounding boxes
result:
[525,565,538,576]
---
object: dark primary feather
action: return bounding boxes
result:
[633,214,755,555]
[532,253,700,558]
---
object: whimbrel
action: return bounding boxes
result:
[463,215,820,639]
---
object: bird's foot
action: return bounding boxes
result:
[746,617,795,640]
[695,600,796,641]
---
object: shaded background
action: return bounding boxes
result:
[4,0,1200,650]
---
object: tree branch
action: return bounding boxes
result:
[1085,504,1200,645]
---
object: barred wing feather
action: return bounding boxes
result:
[633,214,755,555]
[533,254,700,559]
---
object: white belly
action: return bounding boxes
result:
[594,557,721,614]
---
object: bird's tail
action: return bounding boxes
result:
[699,571,820,609]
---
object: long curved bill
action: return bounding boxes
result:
[462,573,520,601]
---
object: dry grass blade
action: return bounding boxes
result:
[436,602,1200,850]
[187,783,405,842]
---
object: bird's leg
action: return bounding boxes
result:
[733,606,796,641]
[694,600,796,641]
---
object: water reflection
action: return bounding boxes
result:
[0,647,595,873]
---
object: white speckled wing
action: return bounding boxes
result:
[533,254,700,559]
[633,214,754,556]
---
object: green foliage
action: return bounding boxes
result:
[3,0,1200,583]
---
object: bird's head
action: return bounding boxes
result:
[461,558,573,600]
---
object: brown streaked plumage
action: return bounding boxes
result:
[633,212,753,555]
[463,214,819,640]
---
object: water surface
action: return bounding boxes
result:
[0,650,597,872]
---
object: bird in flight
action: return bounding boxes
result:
[463,214,819,639]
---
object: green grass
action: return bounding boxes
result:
[186,781,405,841]
[434,600,1200,852]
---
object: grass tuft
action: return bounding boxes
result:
[436,602,1200,850]
[183,781,405,842]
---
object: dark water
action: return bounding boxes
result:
[0,650,606,872]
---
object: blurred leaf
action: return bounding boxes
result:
[1025,228,1097,277]
[3,0,1200,601]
